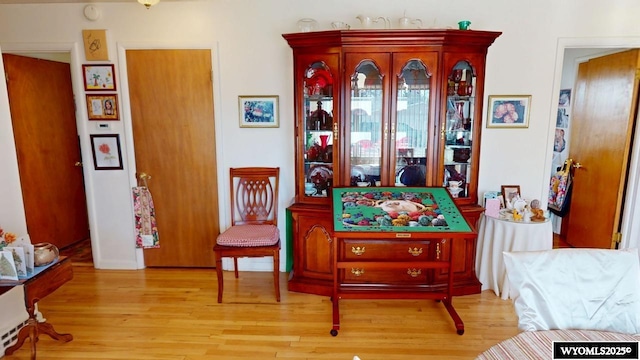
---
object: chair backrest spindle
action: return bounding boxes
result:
[229,167,279,227]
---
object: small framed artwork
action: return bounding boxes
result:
[90,134,123,170]
[82,64,116,91]
[82,29,109,61]
[86,94,119,120]
[501,185,521,204]
[487,95,531,128]
[238,95,279,128]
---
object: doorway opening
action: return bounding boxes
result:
[549,44,639,250]
[2,50,92,265]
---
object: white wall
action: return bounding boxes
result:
[1,0,639,269]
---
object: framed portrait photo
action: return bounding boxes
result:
[86,94,118,120]
[487,95,531,128]
[238,95,279,128]
[90,134,123,170]
[82,64,116,91]
[501,185,521,205]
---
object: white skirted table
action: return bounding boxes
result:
[475,214,553,299]
[476,329,640,360]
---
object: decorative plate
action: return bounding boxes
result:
[308,164,333,183]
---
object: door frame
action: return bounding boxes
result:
[117,42,226,268]
[547,36,640,250]
[0,41,101,260]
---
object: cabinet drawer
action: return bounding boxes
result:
[341,239,433,260]
[341,267,428,284]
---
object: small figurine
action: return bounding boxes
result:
[529,199,546,222]
[530,208,546,222]
[512,208,523,221]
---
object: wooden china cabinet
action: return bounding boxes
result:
[284,29,501,296]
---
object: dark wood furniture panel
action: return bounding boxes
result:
[284,29,501,297]
[331,233,472,336]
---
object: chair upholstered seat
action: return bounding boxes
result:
[216,224,279,247]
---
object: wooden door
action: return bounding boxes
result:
[566,49,640,248]
[126,49,219,267]
[3,54,89,249]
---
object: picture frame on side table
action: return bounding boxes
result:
[238,95,279,128]
[86,94,119,120]
[90,134,123,170]
[501,185,521,206]
[82,64,116,91]
[487,95,531,128]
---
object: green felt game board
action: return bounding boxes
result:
[332,187,472,233]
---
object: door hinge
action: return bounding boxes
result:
[613,232,622,244]
[636,69,640,81]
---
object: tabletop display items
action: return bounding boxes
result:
[0,228,54,280]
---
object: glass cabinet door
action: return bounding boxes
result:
[346,55,388,187]
[393,58,432,187]
[443,60,475,199]
[303,60,335,198]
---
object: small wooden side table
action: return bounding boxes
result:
[1,256,74,360]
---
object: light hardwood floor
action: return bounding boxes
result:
[5,266,520,360]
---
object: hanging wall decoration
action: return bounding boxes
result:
[86,94,119,120]
[82,29,109,61]
[82,64,116,91]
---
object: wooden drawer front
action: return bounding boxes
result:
[341,240,432,261]
[341,268,428,284]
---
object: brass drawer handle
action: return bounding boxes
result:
[351,246,365,256]
[407,268,422,278]
[351,268,365,277]
[408,247,422,256]
[436,239,447,260]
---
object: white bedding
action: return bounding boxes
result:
[503,248,640,334]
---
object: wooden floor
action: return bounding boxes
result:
[5,265,521,360]
[553,233,572,248]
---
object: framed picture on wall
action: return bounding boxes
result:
[238,95,279,128]
[557,89,571,128]
[82,64,116,91]
[90,134,123,170]
[487,95,531,128]
[86,94,119,120]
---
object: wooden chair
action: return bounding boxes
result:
[213,167,281,303]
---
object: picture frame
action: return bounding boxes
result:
[82,64,116,91]
[501,185,521,205]
[90,134,123,170]
[238,95,279,128]
[82,29,109,61]
[487,95,531,128]
[86,94,119,120]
